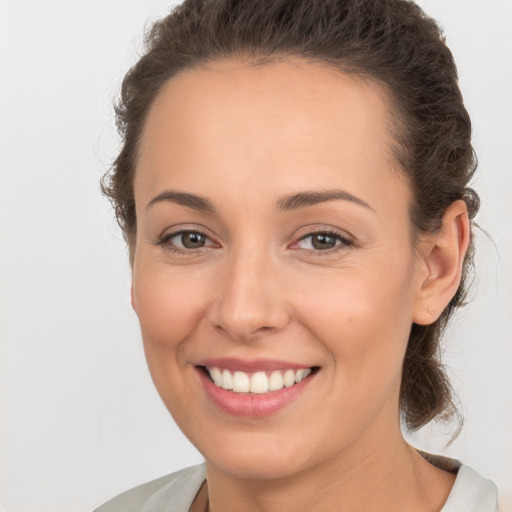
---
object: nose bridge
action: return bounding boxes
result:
[209,240,289,340]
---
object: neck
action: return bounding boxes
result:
[204,424,455,512]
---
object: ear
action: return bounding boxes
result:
[413,200,471,325]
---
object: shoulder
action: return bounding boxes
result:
[442,464,500,512]
[93,464,206,512]
[418,451,500,512]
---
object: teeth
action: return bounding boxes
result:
[250,371,269,394]
[206,367,312,394]
[283,369,295,387]
[210,367,222,387]
[221,369,233,390]
[268,370,284,391]
[233,371,250,392]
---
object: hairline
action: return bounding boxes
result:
[128,53,418,263]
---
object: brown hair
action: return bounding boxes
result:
[102,0,479,431]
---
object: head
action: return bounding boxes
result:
[102,0,478,469]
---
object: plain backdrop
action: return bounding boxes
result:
[1,1,511,511]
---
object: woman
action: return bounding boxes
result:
[96,0,500,510]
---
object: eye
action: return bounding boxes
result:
[159,230,215,251]
[293,230,353,252]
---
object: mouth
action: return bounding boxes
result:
[201,366,316,395]
[195,360,319,417]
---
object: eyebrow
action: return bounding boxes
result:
[146,188,375,214]
[146,190,216,213]
[277,190,376,213]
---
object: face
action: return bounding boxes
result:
[132,59,426,479]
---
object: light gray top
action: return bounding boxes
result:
[94,462,500,512]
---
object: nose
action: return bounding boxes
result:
[207,245,291,341]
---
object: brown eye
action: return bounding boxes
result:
[180,232,207,249]
[310,233,338,250]
[298,233,340,251]
[294,231,352,252]
[160,230,215,251]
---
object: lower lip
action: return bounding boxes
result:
[197,368,315,417]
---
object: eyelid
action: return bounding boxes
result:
[289,226,355,253]
[154,224,354,254]
[156,225,220,251]
[167,230,215,247]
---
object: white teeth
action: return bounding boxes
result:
[221,369,233,390]
[232,371,250,393]
[206,366,313,394]
[268,370,284,391]
[283,369,295,387]
[210,367,222,387]
[295,369,305,382]
[250,371,269,394]
[295,368,312,382]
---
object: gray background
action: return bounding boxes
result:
[1,0,511,510]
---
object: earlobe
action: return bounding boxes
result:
[413,200,471,325]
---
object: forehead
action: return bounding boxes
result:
[135,58,408,214]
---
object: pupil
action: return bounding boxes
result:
[312,234,336,250]
[182,232,205,249]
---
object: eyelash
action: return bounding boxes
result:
[156,228,354,255]
[157,229,216,255]
[293,229,354,255]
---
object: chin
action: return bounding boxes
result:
[196,429,322,481]
[208,452,308,481]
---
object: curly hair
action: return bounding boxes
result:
[102,0,479,431]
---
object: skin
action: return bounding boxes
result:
[131,59,469,512]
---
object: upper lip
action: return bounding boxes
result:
[197,357,315,372]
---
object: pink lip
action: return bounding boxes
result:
[196,364,316,418]
[198,357,312,373]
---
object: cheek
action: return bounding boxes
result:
[292,257,416,378]
[132,265,211,356]
[131,264,216,421]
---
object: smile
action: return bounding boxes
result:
[206,367,312,394]
[197,360,319,417]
